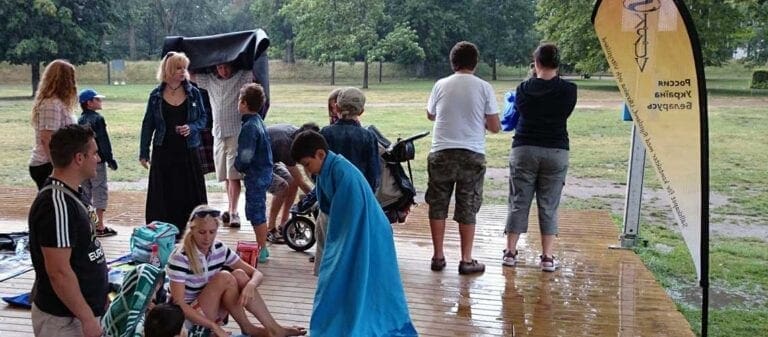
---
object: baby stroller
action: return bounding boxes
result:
[280,128,429,252]
[368,126,429,224]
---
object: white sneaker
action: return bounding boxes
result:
[540,255,560,272]
[502,249,518,267]
[229,213,241,228]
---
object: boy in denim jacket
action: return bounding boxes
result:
[234,83,273,262]
[77,89,118,237]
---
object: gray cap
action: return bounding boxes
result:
[336,87,366,117]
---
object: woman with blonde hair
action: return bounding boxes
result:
[139,52,208,237]
[29,59,78,189]
[166,204,306,337]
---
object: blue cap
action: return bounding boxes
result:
[78,89,106,104]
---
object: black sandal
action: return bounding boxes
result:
[96,226,118,237]
[267,229,285,244]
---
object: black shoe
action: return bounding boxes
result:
[221,211,230,226]
[430,257,446,271]
[458,259,485,275]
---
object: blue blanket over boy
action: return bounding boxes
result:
[311,151,418,336]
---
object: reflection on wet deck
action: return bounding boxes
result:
[0,188,694,336]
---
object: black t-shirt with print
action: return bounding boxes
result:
[28,177,109,317]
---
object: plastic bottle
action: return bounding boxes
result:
[15,237,28,259]
[149,243,161,267]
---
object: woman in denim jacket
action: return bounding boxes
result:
[139,52,208,237]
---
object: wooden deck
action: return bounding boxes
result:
[0,188,694,336]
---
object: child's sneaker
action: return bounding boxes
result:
[540,255,559,272]
[229,213,241,228]
[259,247,269,263]
[458,259,485,275]
[502,249,518,267]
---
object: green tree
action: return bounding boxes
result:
[252,0,296,63]
[537,0,606,75]
[282,0,385,87]
[538,0,746,75]
[105,0,259,61]
[470,0,538,80]
[0,0,117,95]
[367,23,425,82]
[685,0,745,66]
[105,0,152,60]
[738,0,768,64]
[385,0,469,76]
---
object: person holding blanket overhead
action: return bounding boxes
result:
[290,130,418,337]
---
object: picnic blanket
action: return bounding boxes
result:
[0,252,32,283]
[102,263,165,337]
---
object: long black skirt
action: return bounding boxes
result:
[146,145,207,237]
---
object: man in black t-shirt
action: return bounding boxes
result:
[28,124,108,337]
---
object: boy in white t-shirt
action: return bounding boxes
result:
[425,41,501,275]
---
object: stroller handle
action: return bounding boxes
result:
[392,131,430,147]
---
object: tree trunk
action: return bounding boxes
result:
[378,60,382,83]
[128,25,137,60]
[415,61,425,77]
[331,61,336,85]
[31,62,41,97]
[492,59,497,81]
[284,40,295,64]
[363,61,369,89]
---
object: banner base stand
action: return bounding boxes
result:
[609,234,638,250]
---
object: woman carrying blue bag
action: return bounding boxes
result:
[503,43,577,272]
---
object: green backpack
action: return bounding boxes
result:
[129,222,179,267]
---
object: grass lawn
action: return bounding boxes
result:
[1,74,767,336]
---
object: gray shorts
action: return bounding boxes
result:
[82,162,108,209]
[505,145,569,235]
[267,162,293,194]
[425,149,486,224]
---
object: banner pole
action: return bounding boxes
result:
[672,0,710,335]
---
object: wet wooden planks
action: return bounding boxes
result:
[0,188,693,336]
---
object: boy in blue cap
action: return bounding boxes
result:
[77,89,118,237]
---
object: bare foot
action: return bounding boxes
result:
[244,326,270,337]
[275,326,307,337]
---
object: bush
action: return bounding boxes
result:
[750,69,768,89]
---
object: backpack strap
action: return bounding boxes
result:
[40,184,90,216]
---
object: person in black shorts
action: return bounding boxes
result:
[28,124,109,337]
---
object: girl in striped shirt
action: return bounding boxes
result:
[167,204,306,337]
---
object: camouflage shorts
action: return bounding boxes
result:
[425,149,486,224]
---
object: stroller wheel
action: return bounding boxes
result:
[282,216,316,252]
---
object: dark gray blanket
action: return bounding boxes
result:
[162,29,271,113]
